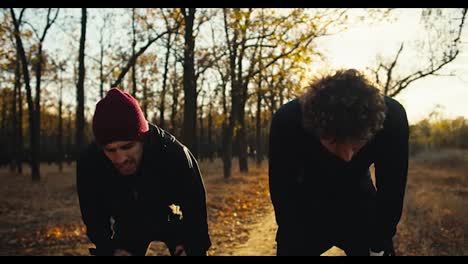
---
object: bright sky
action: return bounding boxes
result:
[4,9,466,125]
[315,8,468,125]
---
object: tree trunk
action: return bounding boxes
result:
[11,62,19,172]
[16,60,24,174]
[255,89,263,167]
[238,102,248,172]
[131,8,137,97]
[170,71,179,136]
[269,89,277,118]
[207,102,214,162]
[99,44,105,99]
[160,33,172,130]
[222,8,238,179]
[33,40,44,180]
[182,8,197,155]
[10,8,40,182]
[76,8,87,155]
[279,87,284,107]
[67,107,73,165]
[198,100,204,161]
[225,80,240,179]
[142,81,148,119]
[222,123,232,179]
[57,75,64,172]
[1,93,6,143]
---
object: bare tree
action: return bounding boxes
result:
[10,8,59,181]
[181,8,197,154]
[221,8,346,177]
[55,61,66,172]
[369,8,467,97]
[10,8,34,177]
[170,51,182,137]
[110,10,169,88]
[76,8,87,154]
[98,12,112,99]
[4,14,24,173]
[159,9,182,129]
[14,56,24,174]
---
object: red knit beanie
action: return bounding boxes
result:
[92,87,149,146]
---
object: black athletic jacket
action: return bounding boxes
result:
[77,123,211,255]
[269,96,409,250]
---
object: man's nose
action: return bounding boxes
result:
[338,148,354,162]
[114,151,127,164]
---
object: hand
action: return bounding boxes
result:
[113,249,132,256]
[173,245,186,256]
[370,238,395,256]
[369,245,395,256]
[369,249,385,256]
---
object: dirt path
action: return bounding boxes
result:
[229,210,345,256]
[231,210,277,256]
[4,156,465,256]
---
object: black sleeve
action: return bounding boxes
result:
[268,109,304,242]
[373,101,409,250]
[176,145,211,255]
[76,152,114,255]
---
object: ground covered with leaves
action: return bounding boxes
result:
[0,150,466,256]
[0,159,272,256]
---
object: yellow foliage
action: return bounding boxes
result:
[410,117,468,155]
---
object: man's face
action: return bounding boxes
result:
[103,140,144,176]
[319,138,366,162]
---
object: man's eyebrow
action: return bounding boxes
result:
[104,146,116,152]
[121,142,134,149]
[104,142,134,152]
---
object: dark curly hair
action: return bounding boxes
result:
[299,69,387,143]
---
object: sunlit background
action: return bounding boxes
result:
[1,8,467,256]
[314,8,468,124]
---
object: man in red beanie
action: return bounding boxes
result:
[76,87,211,256]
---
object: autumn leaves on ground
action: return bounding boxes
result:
[0,151,467,256]
[0,159,273,256]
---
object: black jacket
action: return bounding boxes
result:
[76,123,211,255]
[269,97,409,249]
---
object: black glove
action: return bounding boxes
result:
[370,238,395,256]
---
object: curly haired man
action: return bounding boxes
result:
[269,69,409,256]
